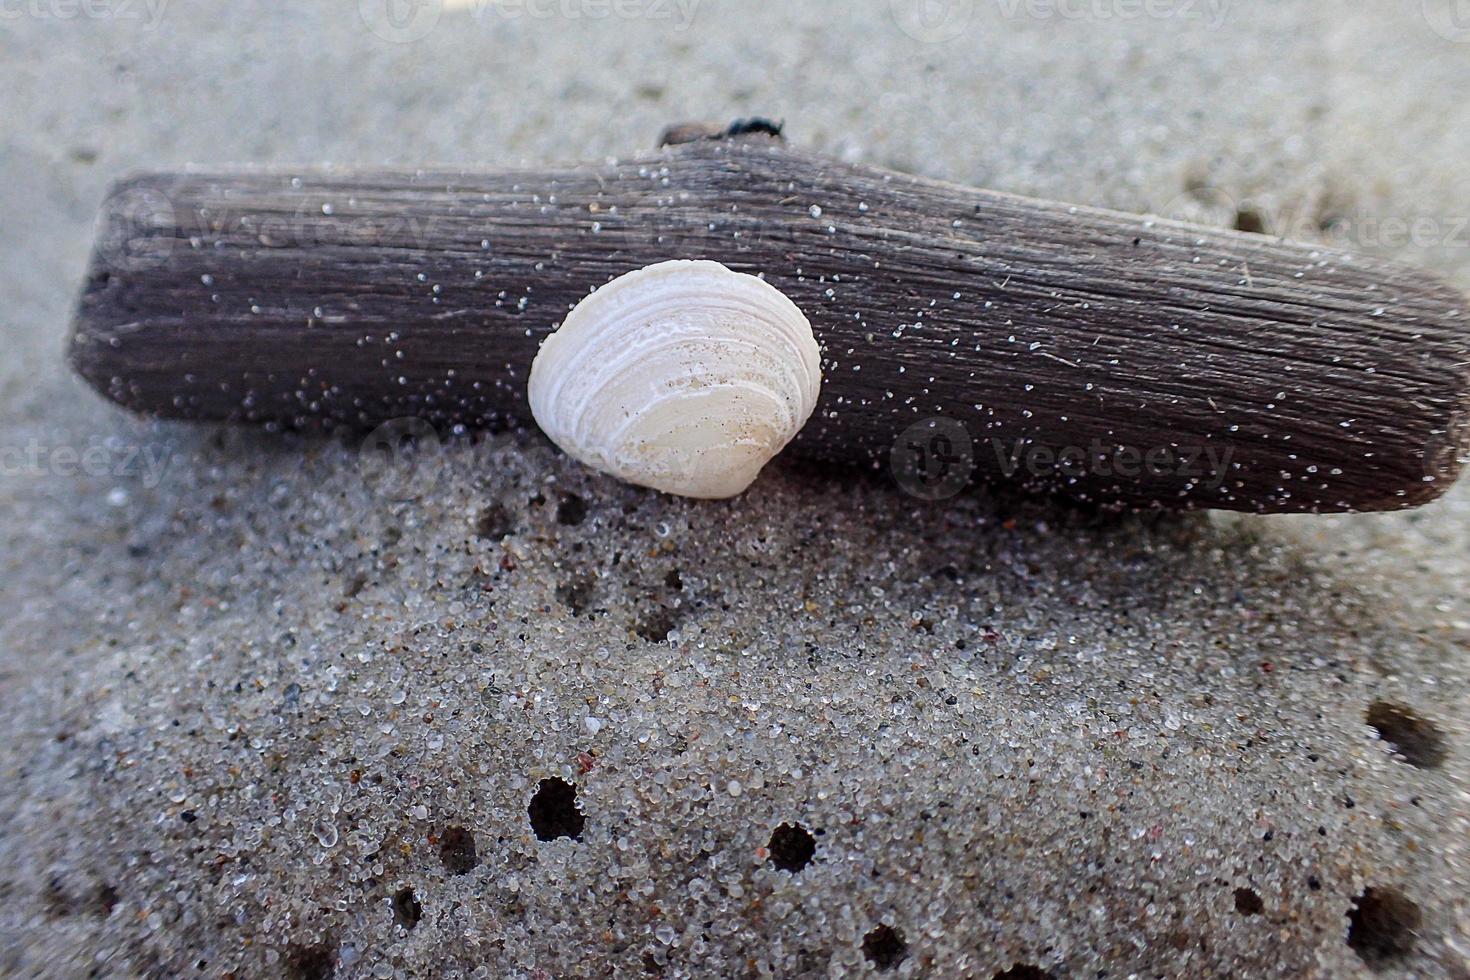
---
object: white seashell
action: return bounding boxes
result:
[528,259,822,499]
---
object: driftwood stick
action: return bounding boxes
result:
[70,127,1470,513]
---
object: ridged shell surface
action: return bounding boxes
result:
[528,260,822,498]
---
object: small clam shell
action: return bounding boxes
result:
[528,260,822,498]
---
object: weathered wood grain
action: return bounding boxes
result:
[69,131,1470,512]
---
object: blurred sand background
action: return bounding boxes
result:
[3,1,1470,976]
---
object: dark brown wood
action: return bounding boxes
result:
[69,131,1470,513]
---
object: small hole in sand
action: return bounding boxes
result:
[767,823,816,873]
[529,777,585,841]
[392,886,422,930]
[635,606,678,642]
[438,826,478,875]
[557,493,588,526]
[284,943,335,980]
[556,576,595,616]
[1347,886,1421,967]
[1366,700,1446,768]
[861,925,907,971]
[1233,208,1267,234]
[992,966,1055,980]
[475,504,514,540]
[94,883,119,917]
[1233,887,1264,916]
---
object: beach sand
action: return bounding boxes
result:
[2,2,1468,975]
